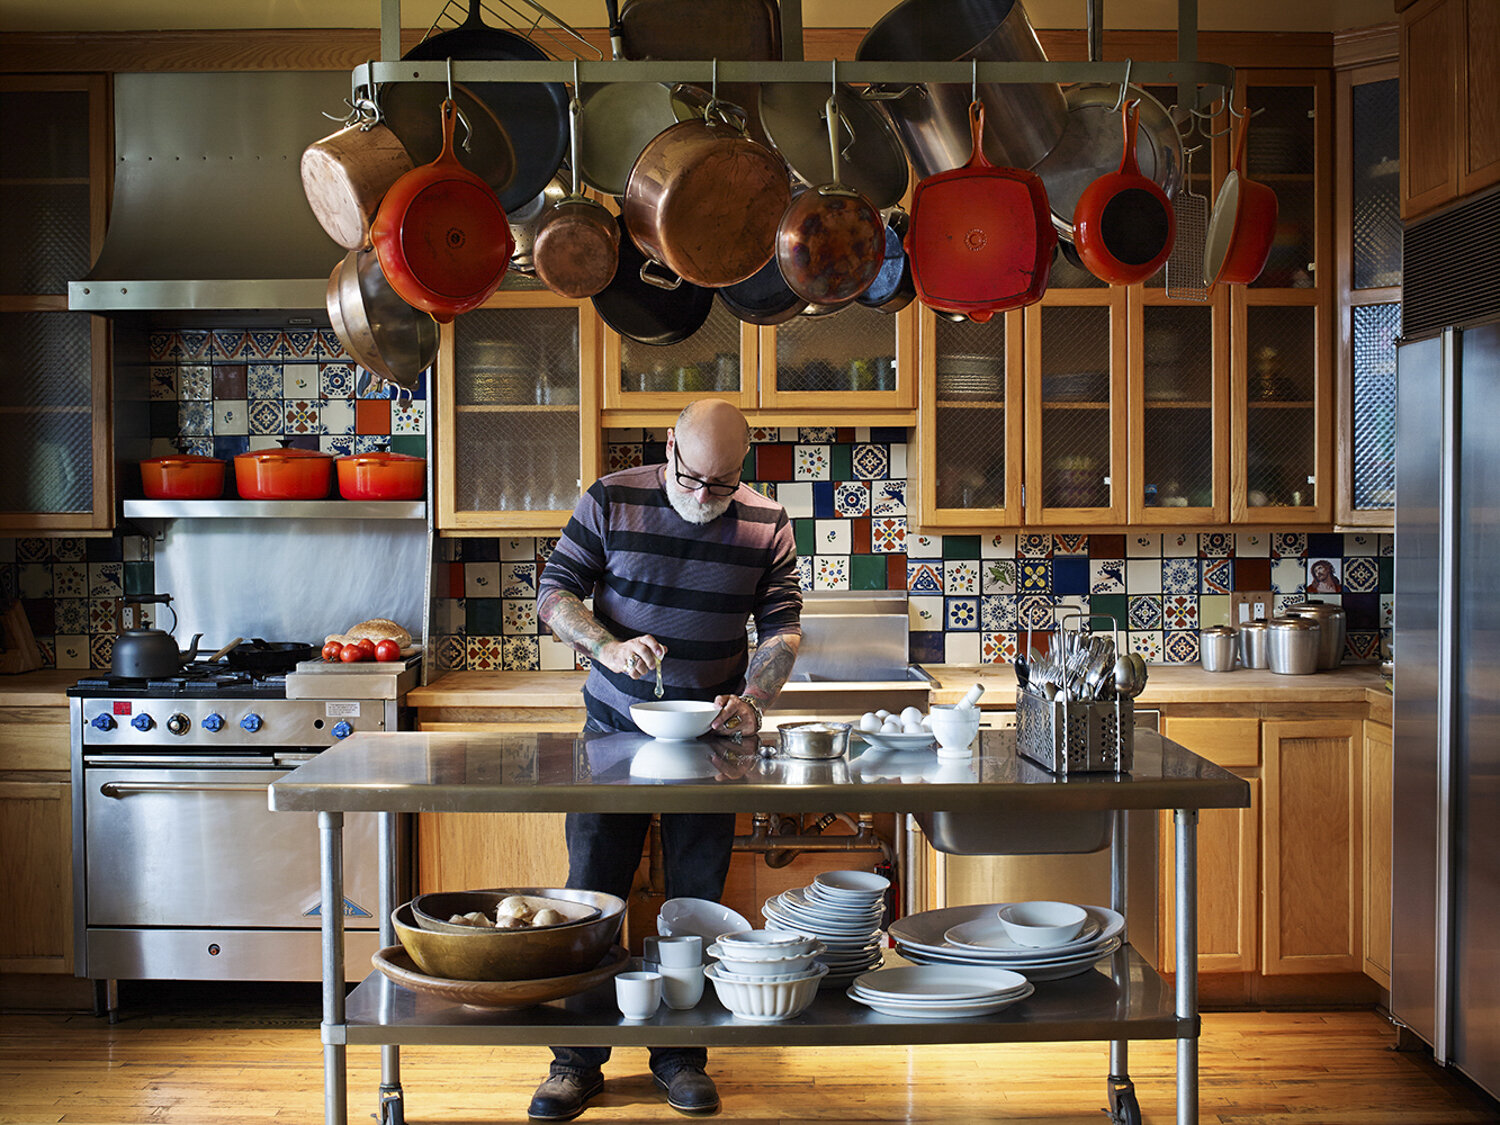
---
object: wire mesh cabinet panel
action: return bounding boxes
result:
[0,76,111,531]
[436,293,600,532]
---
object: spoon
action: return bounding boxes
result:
[654,654,664,699]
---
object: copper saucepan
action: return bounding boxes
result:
[532,94,621,300]
[300,91,414,251]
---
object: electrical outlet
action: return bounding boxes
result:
[1231,591,1275,623]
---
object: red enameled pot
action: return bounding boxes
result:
[139,455,226,500]
[335,453,426,501]
[233,448,334,500]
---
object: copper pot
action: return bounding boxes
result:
[622,108,791,289]
[300,114,414,251]
[532,97,621,300]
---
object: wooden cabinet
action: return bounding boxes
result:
[0,75,113,532]
[1362,717,1393,987]
[435,290,603,533]
[1336,51,1401,529]
[1400,0,1500,219]
[0,704,73,974]
[602,300,917,424]
[1261,718,1363,973]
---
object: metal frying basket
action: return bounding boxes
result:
[1166,143,1209,301]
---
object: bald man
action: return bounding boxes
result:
[531,399,803,1120]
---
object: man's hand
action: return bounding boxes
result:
[538,589,663,676]
[711,693,761,735]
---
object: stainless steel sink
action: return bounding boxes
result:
[914,808,1113,855]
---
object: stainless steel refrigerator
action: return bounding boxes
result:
[1392,320,1500,1101]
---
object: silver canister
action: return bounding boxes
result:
[1238,619,1270,669]
[1282,601,1347,669]
[1199,625,1238,672]
[1266,616,1321,675]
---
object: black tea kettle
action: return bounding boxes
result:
[111,629,204,679]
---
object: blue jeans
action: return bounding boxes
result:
[549,808,736,1078]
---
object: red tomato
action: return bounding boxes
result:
[340,643,366,663]
[322,641,343,662]
[375,638,401,662]
[355,637,377,657]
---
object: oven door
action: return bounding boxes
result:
[83,761,382,929]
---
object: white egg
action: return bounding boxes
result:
[921,713,933,728]
[902,721,925,734]
[881,718,903,733]
[859,712,882,732]
[900,706,924,726]
[875,709,891,720]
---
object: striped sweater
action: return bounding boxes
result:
[538,463,802,731]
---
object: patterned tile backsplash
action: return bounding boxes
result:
[3,338,1393,671]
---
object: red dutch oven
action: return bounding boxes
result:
[1204,109,1279,287]
[1072,100,1176,286]
[234,448,334,500]
[139,455,225,500]
[906,101,1055,323]
[336,453,426,501]
[370,98,514,324]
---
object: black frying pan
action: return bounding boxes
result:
[856,209,915,314]
[221,638,315,673]
[402,0,568,212]
[717,255,802,326]
[592,227,713,346]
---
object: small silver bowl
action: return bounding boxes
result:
[777,721,851,760]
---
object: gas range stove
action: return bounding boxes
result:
[70,662,290,700]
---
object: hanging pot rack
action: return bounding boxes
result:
[364,0,1236,111]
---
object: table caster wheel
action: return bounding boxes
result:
[379,1086,405,1125]
[1106,1075,1141,1125]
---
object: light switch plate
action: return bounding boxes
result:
[1231,591,1275,623]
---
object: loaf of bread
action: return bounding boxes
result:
[324,617,412,647]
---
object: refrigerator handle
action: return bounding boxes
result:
[1435,326,1459,1063]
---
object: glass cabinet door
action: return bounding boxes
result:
[915,305,1023,528]
[758,302,914,412]
[436,293,600,531]
[601,298,757,414]
[1128,291,1229,523]
[1337,67,1400,527]
[0,76,111,531]
[1024,288,1128,525]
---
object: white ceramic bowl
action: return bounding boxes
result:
[996,900,1089,947]
[928,704,982,751]
[630,700,720,740]
[813,870,891,897]
[658,898,752,955]
[705,961,828,1020]
[706,939,825,978]
[713,930,816,960]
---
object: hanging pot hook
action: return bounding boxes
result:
[441,58,474,153]
[705,58,720,119]
[1112,58,1133,111]
[971,58,978,106]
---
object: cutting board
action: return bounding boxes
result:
[293,645,421,673]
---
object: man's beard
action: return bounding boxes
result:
[667,487,734,525]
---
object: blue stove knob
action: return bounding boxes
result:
[332,720,353,739]
[201,712,225,732]
[131,713,154,732]
[240,713,263,733]
[91,713,117,731]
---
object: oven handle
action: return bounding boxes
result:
[99,780,274,797]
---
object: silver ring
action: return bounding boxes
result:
[627,655,638,672]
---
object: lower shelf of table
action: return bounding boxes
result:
[339,946,1193,1047]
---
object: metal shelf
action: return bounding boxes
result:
[123,500,426,520]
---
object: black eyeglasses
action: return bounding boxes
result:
[672,447,741,497]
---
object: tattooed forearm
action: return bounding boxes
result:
[537,589,617,658]
[743,633,802,704]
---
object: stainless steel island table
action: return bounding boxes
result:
[270,727,1249,1125]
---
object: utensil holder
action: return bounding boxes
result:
[1016,689,1134,775]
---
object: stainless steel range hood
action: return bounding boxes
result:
[68,71,352,319]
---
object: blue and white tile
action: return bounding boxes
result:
[181,437,213,456]
[248,364,282,398]
[149,367,178,400]
[906,532,941,559]
[318,434,355,455]
[777,482,813,518]
[1018,533,1051,558]
[909,594,943,631]
[499,536,532,561]
[248,330,286,360]
[1090,559,1126,593]
[799,426,837,443]
[982,533,1017,558]
[53,539,85,561]
[834,481,869,517]
[1379,534,1394,557]
[870,479,906,516]
[1270,558,1305,594]
[850,443,889,480]
[981,558,1017,594]
[211,329,249,360]
[249,399,282,435]
[1272,532,1307,559]
[1127,533,1161,558]
[320,362,355,398]
[944,560,980,595]
[178,330,211,361]
[871,516,905,553]
[906,562,942,594]
[1164,631,1200,664]
[794,445,830,481]
[795,555,813,590]
[1128,594,1163,630]
[321,398,355,435]
[1018,594,1056,631]
[1342,556,1379,594]
[944,631,981,665]
[285,399,321,434]
[54,598,88,634]
[1126,558,1162,593]
[1202,558,1233,594]
[1273,592,1305,615]
[178,401,213,436]
[284,330,318,359]
[500,636,540,671]
[1053,534,1088,556]
[945,596,979,630]
[1161,557,1199,594]
[213,400,248,436]
[178,365,212,400]
[814,519,852,554]
[1235,531,1270,557]
[1198,532,1234,557]
[980,594,1018,632]
[317,329,345,361]
[282,363,318,399]
[1163,531,1196,558]
[464,562,500,598]
[500,561,537,598]
[1345,532,1379,556]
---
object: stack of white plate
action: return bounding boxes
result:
[762,870,889,984]
[888,902,1125,982]
[845,964,1034,1018]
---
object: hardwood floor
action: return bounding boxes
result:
[2,983,1498,1124]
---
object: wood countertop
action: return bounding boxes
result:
[410,664,1392,710]
[0,670,82,707]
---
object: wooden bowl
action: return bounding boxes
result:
[372,943,628,1009]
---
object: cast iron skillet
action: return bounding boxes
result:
[402,0,568,212]
[856,209,916,314]
[717,255,803,326]
[591,228,713,346]
[218,639,316,673]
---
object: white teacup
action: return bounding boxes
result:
[655,934,703,968]
[929,704,981,751]
[615,971,663,1020]
[659,963,705,1010]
